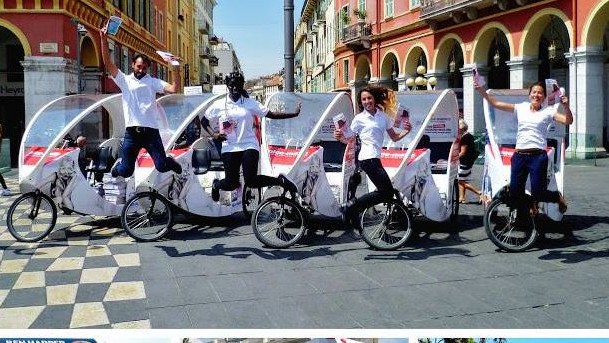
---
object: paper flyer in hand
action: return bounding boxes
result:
[545,78,563,106]
[156,50,181,66]
[473,65,486,87]
[106,16,123,36]
[394,105,411,129]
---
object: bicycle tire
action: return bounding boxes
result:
[121,192,173,242]
[251,196,305,248]
[7,192,57,242]
[359,198,413,250]
[484,197,538,252]
[242,186,261,220]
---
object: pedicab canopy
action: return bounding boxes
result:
[381,89,460,171]
[133,93,223,172]
[261,92,354,174]
[154,93,224,149]
[19,94,124,186]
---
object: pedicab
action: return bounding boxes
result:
[481,89,567,252]
[250,92,358,248]
[120,92,267,241]
[6,93,128,241]
[358,89,460,250]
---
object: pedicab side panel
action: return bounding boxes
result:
[381,90,460,222]
[261,92,355,217]
[481,89,566,221]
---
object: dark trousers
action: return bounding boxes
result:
[351,158,394,211]
[0,173,6,189]
[216,149,277,191]
[114,127,179,178]
[510,151,560,208]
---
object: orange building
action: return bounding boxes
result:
[0,0,169,166]
[332,0,609,158]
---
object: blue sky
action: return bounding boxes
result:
[214,0,306,79]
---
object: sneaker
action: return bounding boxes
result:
[0,188,11,196]
[211,179,220,202]
[110,158,122,178]
[558,193,568,214]
[338,199,356,224]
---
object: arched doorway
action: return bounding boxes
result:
[538,15,570,86]
[404,46,429,90]
[380,52,399,91]
[0,26,26,167]
[487,29,510,89]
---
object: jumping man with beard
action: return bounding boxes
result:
[99,25,182,178]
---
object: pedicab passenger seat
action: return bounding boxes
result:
[192,139,224,175]
[313,141,346,172]
[429,141,453,174]
[86,146,115,181]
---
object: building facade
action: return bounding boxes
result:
[326,0,609,158]
[0,0,171,166]
[213,40,242,81]
[296,0,336,93]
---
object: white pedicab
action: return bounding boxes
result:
[250,92,360,248]
[481,89,567,252]
[6,94,128,241]
[357,89,460,250]
[120,92,266,241]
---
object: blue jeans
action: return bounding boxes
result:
[113,127,180,178]
[509,150,560,207]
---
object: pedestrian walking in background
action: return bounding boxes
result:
[457,119,482,204]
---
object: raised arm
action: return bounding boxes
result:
[99,27,118,78]
[266,102,301,119]
[164,65,181,94]
[474,81,514,113]
[553,95,574,125]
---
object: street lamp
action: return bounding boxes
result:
[406,77,415,90]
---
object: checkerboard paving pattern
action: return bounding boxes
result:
[0,173,151,328]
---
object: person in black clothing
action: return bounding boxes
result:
[458,119,482,203]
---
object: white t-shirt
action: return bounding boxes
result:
[205,95,269,152]
[349,109,394,160]
[111,70,168,129]
[514,102,557,150]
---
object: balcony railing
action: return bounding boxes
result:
[199,46,212,58]
[420,0,485,19]
[209,55,219,66]
[197,18,210,34]
[340,22,372,51]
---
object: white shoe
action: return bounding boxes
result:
[0,188,11,196]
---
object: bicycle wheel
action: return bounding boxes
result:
[121,192,173,242]
[450,179,460,224]
[7,192,57,242]
[484,197,538,252]
[242,186,261,220]
[252,196,305,248]
[359,199,413,250]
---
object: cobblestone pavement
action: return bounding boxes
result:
[0,159,608,329]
